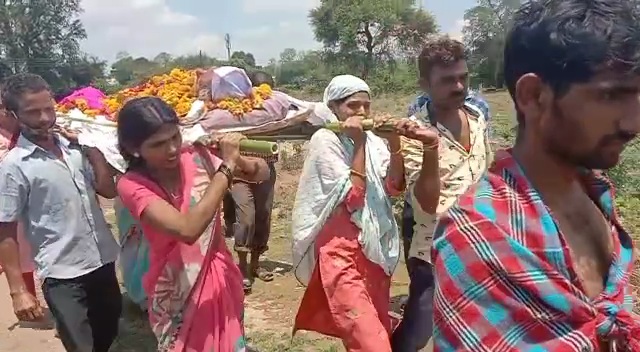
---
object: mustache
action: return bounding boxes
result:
[450,91,465,98]
[603,131,636,144]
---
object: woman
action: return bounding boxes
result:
[291,75,423,351]
[116,96,270,351]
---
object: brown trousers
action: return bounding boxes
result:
[223,163,276,254]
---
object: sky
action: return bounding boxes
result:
[79,0,477,64]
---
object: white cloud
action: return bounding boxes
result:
[232,21,320,62]
[241,0,320,14]
[447,19,466,41]
[78,0,319,64]
[79,0,226,62]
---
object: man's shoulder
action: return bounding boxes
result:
[0,147,26,171]
[465,94,490,121]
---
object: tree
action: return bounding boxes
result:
[230,51,256,68]
[153,52,173,67]
[0,0,87,91]
[172,52,219,69]
[110,54,159,85]
[463,0,520,88]
[279,48,298,63]
[309,0,437,78]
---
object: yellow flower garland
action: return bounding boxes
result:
[208,84,273,117]
[56,69,273,120]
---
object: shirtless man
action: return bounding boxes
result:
[431,0,640,350]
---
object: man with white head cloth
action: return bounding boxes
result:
[291,75,437,351]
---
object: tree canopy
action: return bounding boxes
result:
[0,0,91,91]
[309,0,437,79]
[0,0,520,95]
[463,0,520,88]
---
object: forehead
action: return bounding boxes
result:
[19,90,53,109]
[343,91,370,103]
[431,60,468,78]
[143,123,180,144]
[572,70,640,91]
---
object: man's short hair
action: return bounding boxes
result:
[1,73,51,112]
[505,0,640,101]
[418,36,466,79]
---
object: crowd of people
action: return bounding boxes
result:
[1,0,640,351]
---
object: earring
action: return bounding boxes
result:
[133,153,140,158]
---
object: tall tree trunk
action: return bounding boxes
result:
[362,23,374,79]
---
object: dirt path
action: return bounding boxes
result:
[0,278,64,352]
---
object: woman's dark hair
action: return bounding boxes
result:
[117,96,179,170]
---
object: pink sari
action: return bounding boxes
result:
[117,148,246,352]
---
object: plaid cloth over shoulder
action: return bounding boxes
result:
[431,150,640,352]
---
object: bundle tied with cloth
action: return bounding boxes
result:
[291,75,400,285]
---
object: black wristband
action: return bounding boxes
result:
[217,163,234,188]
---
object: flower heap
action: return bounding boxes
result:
[205,83,273,117]
[104,68,197,118]
[56,98,106,117]
[56,68,274,121]
[56,68,196,120]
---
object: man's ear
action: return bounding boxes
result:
[514,73,545,125]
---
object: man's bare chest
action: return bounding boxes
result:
[552,202,613,299]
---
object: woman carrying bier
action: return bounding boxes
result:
[291,75,430,351]
[115,96,270,351]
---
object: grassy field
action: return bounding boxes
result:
[108,90,640,351]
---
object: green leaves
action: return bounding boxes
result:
[309,0,436,79]
[463,0,521,88]
[0,0,87,90]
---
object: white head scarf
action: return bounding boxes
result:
[322,74,370,105]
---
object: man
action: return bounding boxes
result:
[0,86,38,302]
[0,73,122,352]
[431,0,640,350]
[401,87,490,267]
[223,70,278,293]
[391,36,492,351]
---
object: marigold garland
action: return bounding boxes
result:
[206,84,273,117]
[56,69,273,121]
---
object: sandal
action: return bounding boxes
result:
[243,278,252,294]
[252,267,274,282]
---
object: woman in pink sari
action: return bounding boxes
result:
[116,96,270,351]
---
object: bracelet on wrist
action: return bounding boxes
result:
[423,141,439,151]
[350,169,366,179]
[216,163,234,188]
[390,146,402,155]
